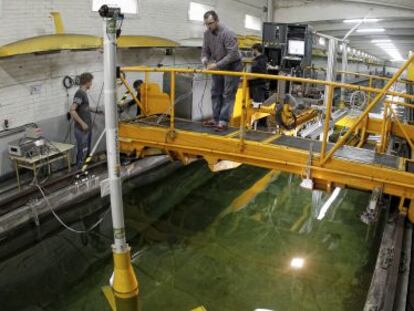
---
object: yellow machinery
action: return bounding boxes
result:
[121,73,319,133]
[335,100,414,153]
[231,86,318,131]
[117,54,414,222]
[409,53,414,82]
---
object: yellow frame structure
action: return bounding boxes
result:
[118,54,414,217]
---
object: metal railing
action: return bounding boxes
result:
[120,52,414,166]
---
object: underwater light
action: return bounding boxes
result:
[290,257,305,270]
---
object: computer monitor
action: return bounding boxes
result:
[288,40,305,56]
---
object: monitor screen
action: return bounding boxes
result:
[288,40,305,56]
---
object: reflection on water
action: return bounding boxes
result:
[0,162,382,311]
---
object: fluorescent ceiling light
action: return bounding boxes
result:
[343,18,381,23]
[317,188,341,220]
[371,39,391,43]
[357,28,385,33]
[374,40,403,61]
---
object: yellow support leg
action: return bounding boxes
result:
[103,248,139,311]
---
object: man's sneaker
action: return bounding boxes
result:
[215,121,228,132]
[203,119,217,127]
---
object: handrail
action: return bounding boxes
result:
[320,85,334,159]
[119,75,146,114]
[385,99,414,110]
[389,105,414,151]
[306,65,414,85]
[121,66,414,101]
[240,73,248,150]
[321,52,414,164]
[120,52,414,168]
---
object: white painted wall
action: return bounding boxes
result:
[0,0,266,177]
[0,0,396,178]
[0,0,266,46]
[0,0,266,128]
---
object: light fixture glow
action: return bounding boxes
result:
[357,28,385,33]
[319,37,326,46]
[371,39,391,43]
[290,257,305,270]
[343,18,381,23]
[374,40,403,61]
[317,187,341,220]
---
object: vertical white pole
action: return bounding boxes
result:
[340,42,348,105]
[103,17,127,252]
[321,38,337,143]
[267,0,274,22]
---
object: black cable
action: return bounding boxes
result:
[63,76,74,89]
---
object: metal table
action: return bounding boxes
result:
[9,142,74,191]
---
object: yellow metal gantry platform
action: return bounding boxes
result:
[118,54,414,220]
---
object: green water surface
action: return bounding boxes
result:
[0,162,381,311]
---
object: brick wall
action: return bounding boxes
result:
[0,0,266,129]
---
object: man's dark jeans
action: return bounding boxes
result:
[74,126,92,169]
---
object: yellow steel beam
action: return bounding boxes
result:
[118,122,414,199]
[240,74,248,150]
[337,114,414,143]
[119,75,146,114]
[169,72,176,131]
[50,12,64,34]
[409,54,414,82]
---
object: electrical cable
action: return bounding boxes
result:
[197,74,209,121]
[156,89,193,124]
[63,88,73,143]
[349,90,367,116]
[35,183,109,234]
[63,76,74,89]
